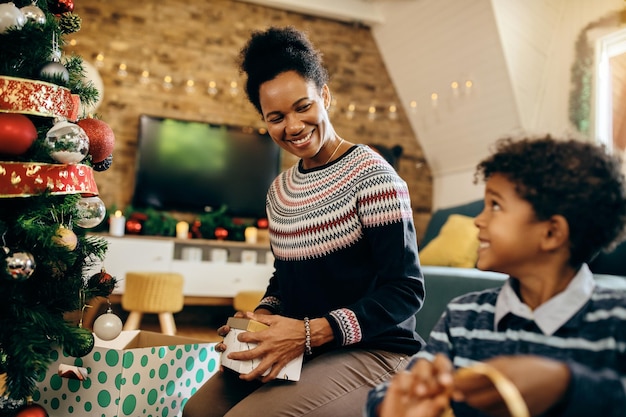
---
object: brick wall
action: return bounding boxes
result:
[70,0,433,239]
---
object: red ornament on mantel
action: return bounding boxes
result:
[48,0,74,14]
[125,219,142,234]
[15,403,49,417]
[214,227,228,240]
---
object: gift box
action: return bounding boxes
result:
[33,330,219,417]
[221,317,303,381]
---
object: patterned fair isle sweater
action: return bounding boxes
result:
[365,266,626,417]
[257,144,425,355]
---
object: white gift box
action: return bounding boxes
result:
[221,317,303,381]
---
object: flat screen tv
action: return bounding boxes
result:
[132,115,281,218]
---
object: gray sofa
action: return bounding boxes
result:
[414,201,626,337]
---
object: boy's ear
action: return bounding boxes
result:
[541,215,570,251]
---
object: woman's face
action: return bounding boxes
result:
[259,70,333,168]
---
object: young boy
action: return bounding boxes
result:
[365,135,626,417]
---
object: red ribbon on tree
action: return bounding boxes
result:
[0,76,80,121]
[0,162,98,197]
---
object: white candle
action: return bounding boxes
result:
[109,210,126,236]
[176,221,189,239]
[244,226,258,244]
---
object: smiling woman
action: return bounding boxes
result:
[181,25,425,417]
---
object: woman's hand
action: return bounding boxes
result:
[379,354,454,417]
[214,310,246,356]
[225,312,307,382]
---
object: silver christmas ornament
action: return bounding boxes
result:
[5,250,36,281]
[75,196,106,228]
[39,61,70,83]
[44,120,90,163]
[20,4,45,24]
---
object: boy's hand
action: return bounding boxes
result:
[379,354,454,417]
[453,355,570,417]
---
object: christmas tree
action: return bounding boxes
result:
[0,1,119,415]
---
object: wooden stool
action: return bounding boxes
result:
[233,290,264,312]
[121,272,184,335]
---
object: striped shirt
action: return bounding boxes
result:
[257,144,424,354]
[365,264,626,416]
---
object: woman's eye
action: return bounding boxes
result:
[297,103,312,112]
[268,116,283,123]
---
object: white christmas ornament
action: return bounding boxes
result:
[44,120,90,163]
[93,308,123,341]
[79,61,104,115]
[0,3,25,34]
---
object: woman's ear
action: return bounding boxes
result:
[541,215,570,251]
[322,84,331,109]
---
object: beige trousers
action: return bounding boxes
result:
[181,348,409,417]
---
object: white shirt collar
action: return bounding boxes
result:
[494,264,595,335]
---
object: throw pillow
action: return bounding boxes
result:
[419,214,479,268]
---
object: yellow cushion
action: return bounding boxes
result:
[419,214,479,268]
[233,291,264,312]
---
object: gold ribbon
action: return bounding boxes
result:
[442,363,530,417]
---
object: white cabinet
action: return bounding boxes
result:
[93,235,273,300]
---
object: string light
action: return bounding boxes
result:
[185,79,196,93]
[229,80,239,97]
[94,52,104,68]
[346,102,356,120]
[139,69,150,84]
[367,105,377,121]
[207,80,218,96]
[431,92,439,108]
[388,104,398,120]
[79,56,412,122]
[117,63,127,77]
[163,75,173,89]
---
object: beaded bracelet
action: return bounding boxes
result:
[303,317,312,355]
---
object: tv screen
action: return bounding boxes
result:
[132,115,281,218]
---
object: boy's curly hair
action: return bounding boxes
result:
[238,26,329,115]
[475,135,626,268]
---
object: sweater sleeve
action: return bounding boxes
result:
[553,360,626,417]
[324,167,425,346]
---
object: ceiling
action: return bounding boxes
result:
[235,0,414,26]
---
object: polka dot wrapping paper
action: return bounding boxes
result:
[33,331,219,417]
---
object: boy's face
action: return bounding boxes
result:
[474,173,548,276]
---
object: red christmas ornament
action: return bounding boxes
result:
[191,219,202,238]
[125,219,142,234]
[257,218,269,229]
[48,0,74,14]
[15,403,49,417]
[87,268,116,296]
[214,227,228,240]
[0,113,38,155]
[77,118,115,163]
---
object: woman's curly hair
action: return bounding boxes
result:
[238,26,329,114]
[475,135,626,268]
